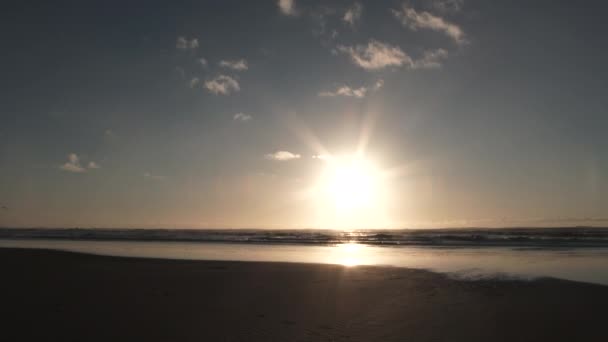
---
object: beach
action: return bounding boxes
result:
[2,248,607,341]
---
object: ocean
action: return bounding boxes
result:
[1,227,608,285]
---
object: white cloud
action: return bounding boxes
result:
[189,77,200,88]
[176,36,199,50]
[204,75,240,95]
[412,48,449,69]
[343,2,363,27]
[278,0,297,16]
[60,153,86,173]
[319,79,383,98]
[337,40,449,70]
[319,86,367,98]
[233,112,252,122]
[337,40,412,70]
[392,5,466,44]
[143,172,165,181]
[265,151,301,161]
[219,59,248,71]
[87,161,100,169]
[198,58,208,67]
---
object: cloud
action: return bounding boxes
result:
[412,48,449,69]
[278,0,297,16]
[189,77,200,88]
[143,172,165,181]
[60,153,85,173]
[60,153,99,173]
[319,86,366,98]
[343,2,363,27]
[337,40,449,70]
[233,113,252,122]
[265,151,301,161]
[392,5,465,44]
[198,58,208,67]
[204,75,240,95]
[219,59,248,71]
[60,153,96,173]
[176,36,199,50]
[337,40,412,70]
[319,79,383,98]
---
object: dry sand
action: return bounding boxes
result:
[1,248,607,341]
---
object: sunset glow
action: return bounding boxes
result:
[313,155,389,229]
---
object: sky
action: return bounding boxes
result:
[0,0,607,229]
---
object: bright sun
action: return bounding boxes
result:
[321,157,378,210]
[314,155,388,228]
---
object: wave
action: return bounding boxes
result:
[2,227,608,247]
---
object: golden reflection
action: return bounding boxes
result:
[334,243,364,267]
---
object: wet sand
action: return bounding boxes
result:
[1,248,607,341]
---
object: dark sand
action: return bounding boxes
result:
[2,248,608,341]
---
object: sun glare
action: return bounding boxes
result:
[314,155,389,228]
[322,157,379,210]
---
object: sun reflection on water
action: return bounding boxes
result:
[335,242,364,267]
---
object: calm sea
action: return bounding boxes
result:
[1,227,608,285]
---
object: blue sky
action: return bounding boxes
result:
[0,0,607,228]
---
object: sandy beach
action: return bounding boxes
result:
[2,248,607,341]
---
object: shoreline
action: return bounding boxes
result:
[2,247,608,341]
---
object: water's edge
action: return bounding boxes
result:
[2,238,608,286]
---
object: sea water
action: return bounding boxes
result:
[1,237,608,286]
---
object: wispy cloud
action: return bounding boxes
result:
[265,151,301,161]
[60,153,99,173]
[219,59,248,71]
[189,77,200,88]
[198,58,208,67]
[176,36,199,50]
[277,0,297,16]
[87,161,100,169]
[143,172,165,181]
[233,113,252,122]
[337,40,412,70]
[392,5,466,44]
[319,86,367,98]
[319,79,383,98]
[412,48,449,69]
[338,40,449,70]
[343,2,363,27]
[60,153,85,173]
[204,75,240,95]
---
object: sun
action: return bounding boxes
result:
[320,157,378,210]
[314,155,388,228]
